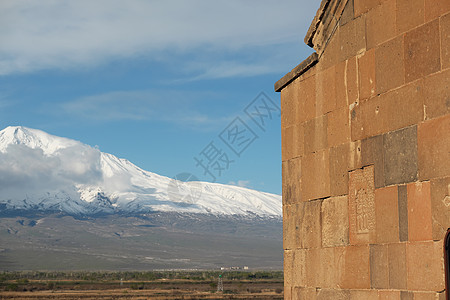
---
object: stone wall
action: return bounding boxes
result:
[276,0,450,298]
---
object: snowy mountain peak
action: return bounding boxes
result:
[0,126,282,217]
[0,126,79,155]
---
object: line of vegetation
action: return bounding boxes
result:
[0,270,284,295]
[0,270,283,282]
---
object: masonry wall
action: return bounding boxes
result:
[279,0,450,299]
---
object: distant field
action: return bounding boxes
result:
[0,271,284,299]
[0,213,282,271]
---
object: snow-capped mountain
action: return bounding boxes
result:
[0,126,281,217]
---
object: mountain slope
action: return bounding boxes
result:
[0,126,282,217]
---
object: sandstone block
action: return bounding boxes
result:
[284,203,305,250]
[441,11,450,70]
[287,157,302,185]
[405,19,441,82]
[383,126,418,185]
[369,244,389,289]
[406,240,445,291]
[281,86,295,129]
[316,289,350,300]
[430,176,450,240]
[329,143,350,196]
[425,0,450,22]
[358,49,376,100]
[284,157,302,204]
[293,248,307,287]
[339,15,366,61]
[284,249,294,287]
[336,57,358,108]
[346,57,359,105]
[400,291,414,300]
[318,247,338,288]
[285,76,301,126]
[379,291,401,300]
[285,285,292,299]
[304,115,328,154]
[349,166,376,245]
[298,200,322,249]
[293,287,316,300]
[366,0,396,49]
[328,106,350,148]
[354,0,383,17]
[282,126,293,162]
[335,59,347,109]
[282,162,289,205]
[418,114,450,180]
[292,123,304,159]
[322,196,349,247]
[306,248,320,287]
[388,242,407,289]
[361,134,385,188]
[349,289,378,300]
[398,184,409,242]
[350,100,364,141]
[283,204,295,250]
[375,35,405,94]
[414,292,442,300]
[282,183,295,206]
[407,181,433,241]
[306,246,342,289]
[302,149,331,201]
[315,66,337,116]
[297,74,317,124]
[351,80,424,141]
[338,245,371,289]
[375,185,400,243]
[319,25,340,71]
[423,69,450,120]
[349,140,363,171]
[340,0,355,26]
[396,0,425,34]
[293,203,304,248]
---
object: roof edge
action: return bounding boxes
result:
[275,0,350,92]
[304,0,332,48]
[274,53,318,93]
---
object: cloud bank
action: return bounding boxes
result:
[0,0,318,75]
[58,89,233,129]
[0,143,102,200]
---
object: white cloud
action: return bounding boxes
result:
[59,90,233,129]
[0,0,319,75]
[183,61,279,82]
[0,143,102,199]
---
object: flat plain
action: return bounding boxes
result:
[0,271,284,299]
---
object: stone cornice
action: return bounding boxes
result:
[274,53,318,92]
[275,0,350,92]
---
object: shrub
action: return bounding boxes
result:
[47,282,55,290]
[6,283,19,291]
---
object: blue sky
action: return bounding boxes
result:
[0,0,319,195]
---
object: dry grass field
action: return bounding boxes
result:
[0,271,284,299]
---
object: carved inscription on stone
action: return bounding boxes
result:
[349,165,375,244]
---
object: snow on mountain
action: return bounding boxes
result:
[0,126,281,217]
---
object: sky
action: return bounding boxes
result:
[0,0,319,195]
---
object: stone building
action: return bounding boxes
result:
[275,0,449,298]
